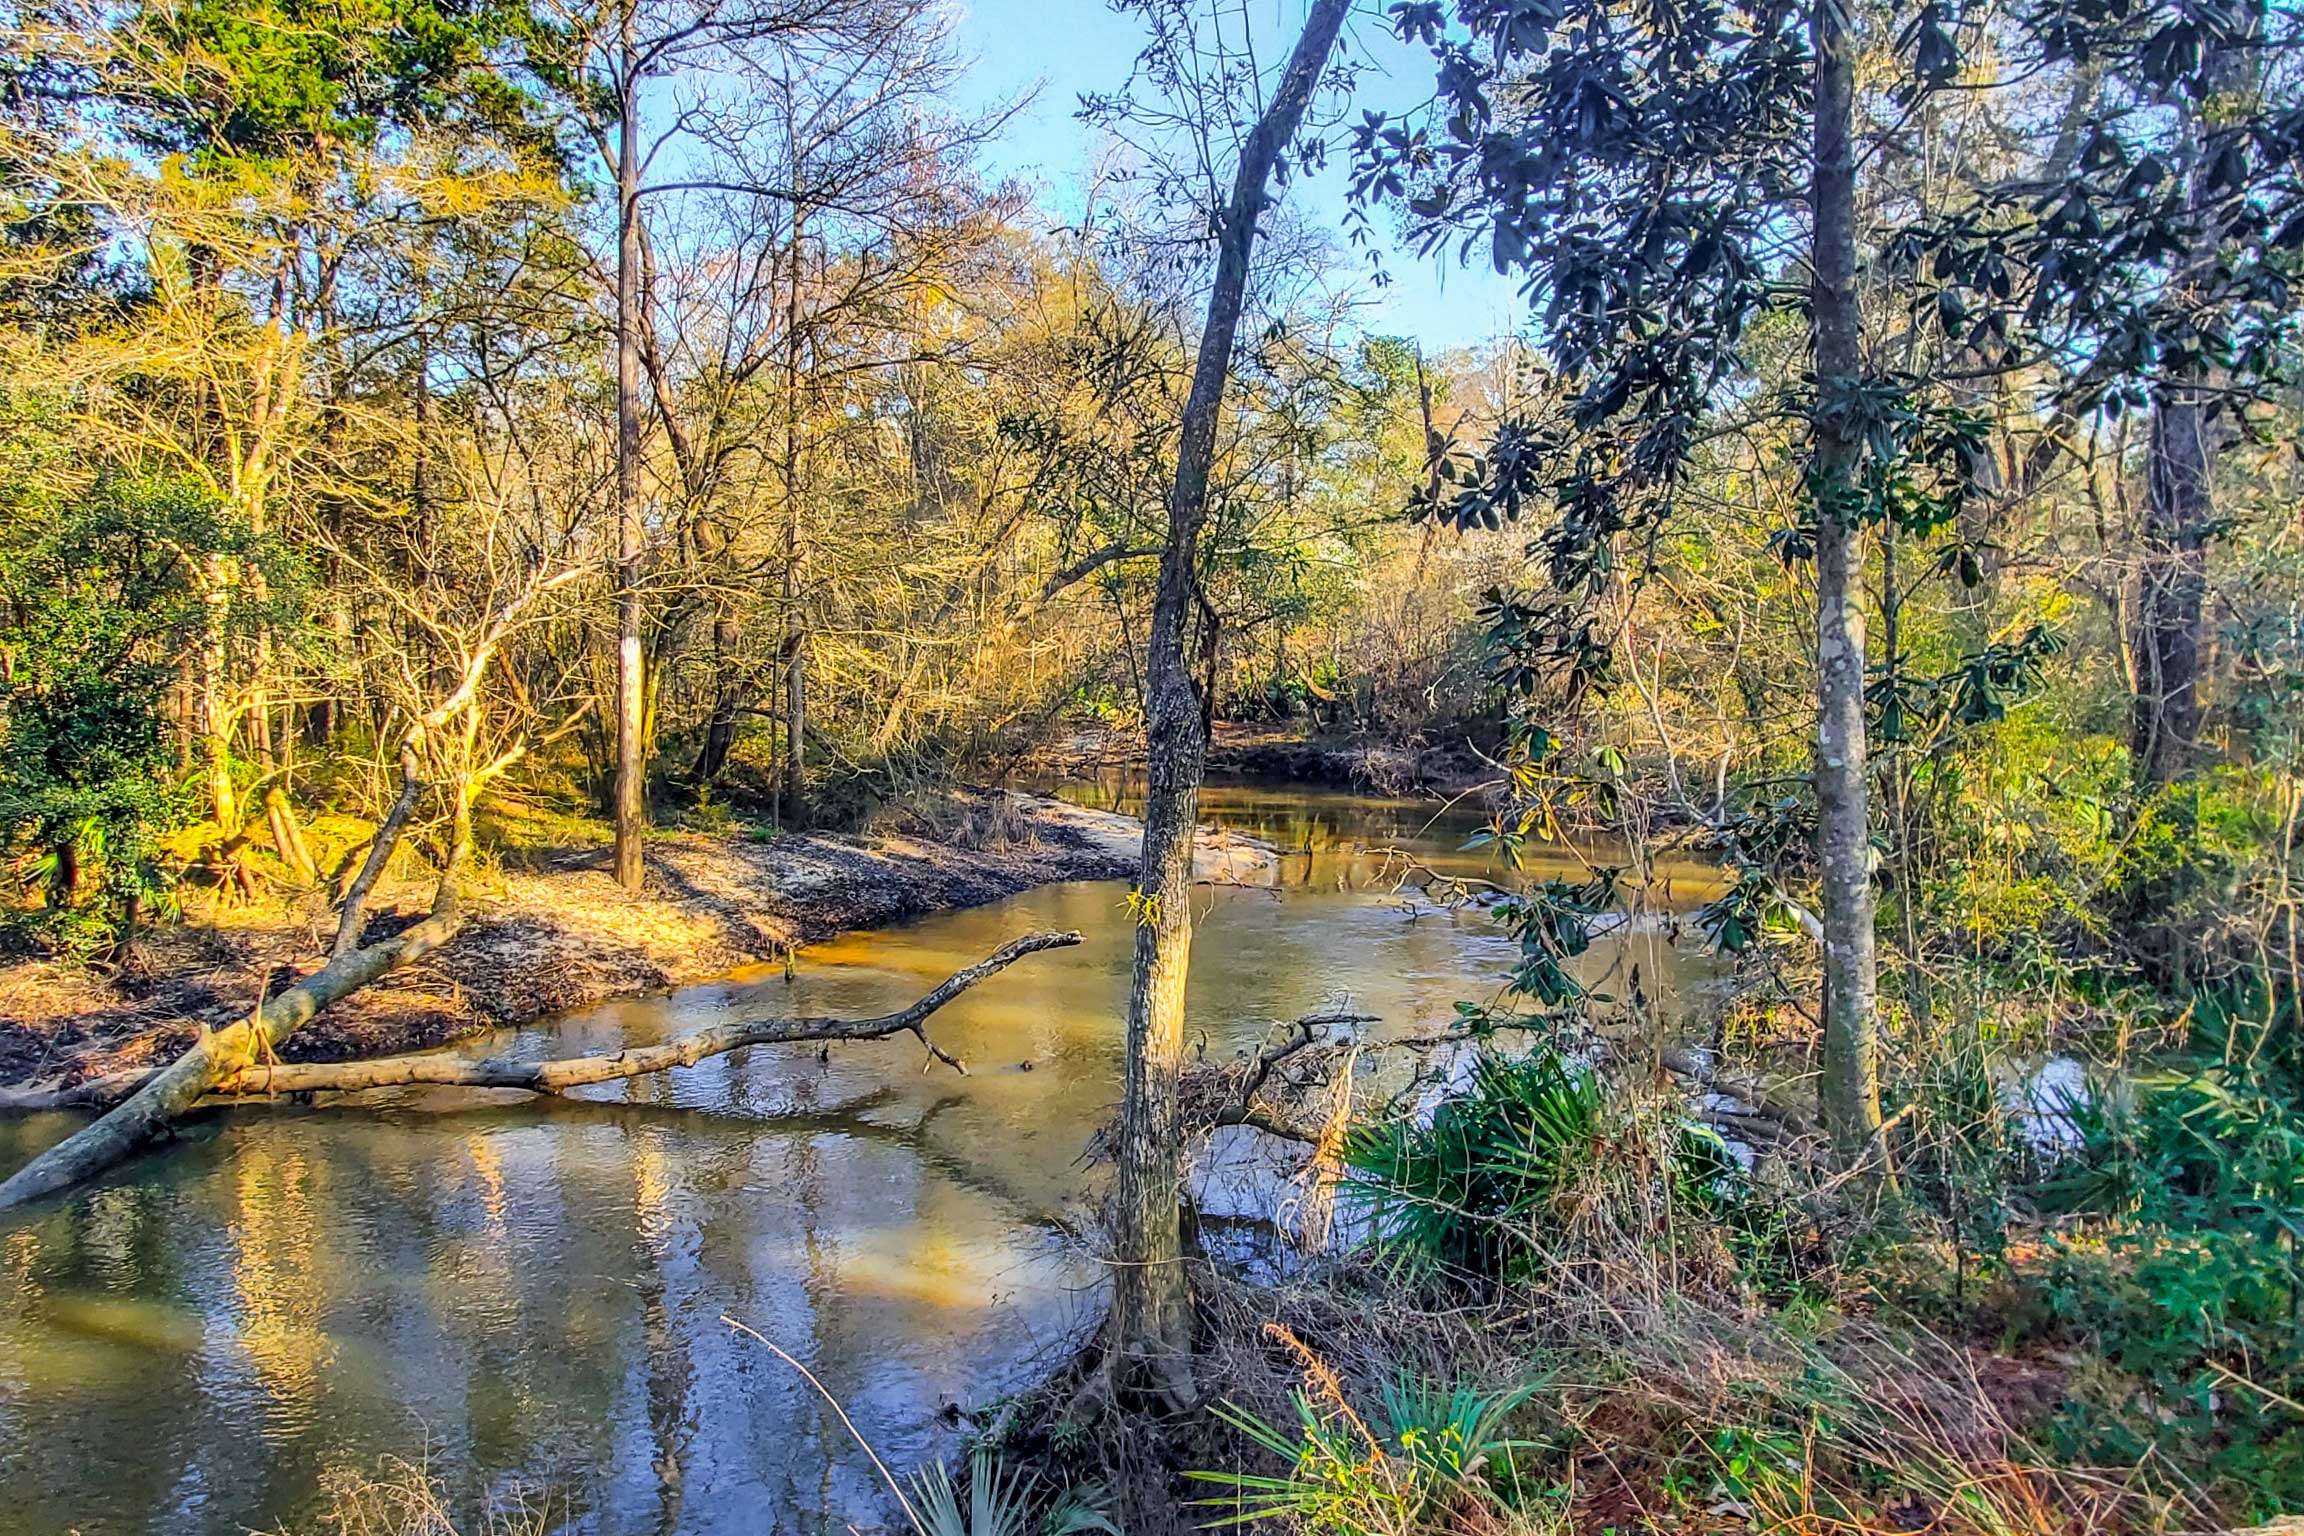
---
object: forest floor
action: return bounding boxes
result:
[0,789,1207,1093]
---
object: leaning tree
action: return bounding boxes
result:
[1094,0,1355,1406]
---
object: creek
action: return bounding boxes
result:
[0,784,1725,1536]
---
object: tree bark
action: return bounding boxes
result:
[1808,0,1887,1171]
[2134,395,2212,787]
[780,177,809,827]
[1107,0,1352,1403]
[612,22,649,891]
[332,746,423,957]
[197,554,237,833]
[2130,31,2255,790]
[690,612,745,787]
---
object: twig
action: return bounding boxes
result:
[723,1314,927,1534]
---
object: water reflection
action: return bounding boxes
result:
[0,786,1720,1535]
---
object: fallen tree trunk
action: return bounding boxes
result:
[197,929,1081,1096]
[0,931,1085,1209]
[0,867,470,1212]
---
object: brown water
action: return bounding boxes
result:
[0,785,1723,1536]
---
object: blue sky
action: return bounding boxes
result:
[947,0,1527,349]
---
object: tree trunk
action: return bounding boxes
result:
[332,747,423,957]
[263,785,317,885]
[253,700,318,885]
[2131,41,2254,789]
[1808,0,1886,1171]
[198,554,237,833]
[692,699,740,789]
[780,184,809,827]
[2134,396,2211,787]
[1106,0,1352,1403]
[783,575,806,824]
[690,612,744,787]
[612,30,648,891]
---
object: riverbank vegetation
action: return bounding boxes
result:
[1021,0,2304,1529]
[1,0,2301,1527]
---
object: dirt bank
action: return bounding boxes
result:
[0,792,1258,1094]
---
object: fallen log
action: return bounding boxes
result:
[0,1069,150,1114]
[0,930,1085,1211]
[0,863,470,1212]
[1655,1044,1818,1135]
[197,929,1082,1097]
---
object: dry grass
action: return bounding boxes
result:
[1009,1063,2208,1536]
[267,1456,559,1536]
[1164,1251,2195,1536]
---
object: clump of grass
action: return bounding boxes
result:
[271,1455,558,1536]
[909,1446,1118,1536]
[1190,1323,1547,1535]
[1337,1042,1781,1314]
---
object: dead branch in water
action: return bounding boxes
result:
[0,932,1083,1123]
[199,929,1081,1096]
[1163,1009,1383,1146]
[0,819,472,1211]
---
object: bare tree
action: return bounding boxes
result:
[537,0,887,882]
[621,11,1008,813]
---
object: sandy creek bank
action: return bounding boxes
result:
[0,791,1274,1092]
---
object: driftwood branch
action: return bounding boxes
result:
[1211,1009,1377,1130]
[1655,1045,1818,1135]
[201,930,1083,1097]
[2,932,1083,1154]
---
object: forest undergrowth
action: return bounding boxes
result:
[988,960,2301,1536]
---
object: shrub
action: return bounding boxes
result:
[2033,1034,2304,1518]
[0,469,222,956]
[1341,1045,1748,1288]
[1190,1368,1543,1534]
[1341,1047,1607,1282]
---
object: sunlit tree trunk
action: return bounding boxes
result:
[612,13,648,890]
[1107,0,1351,1401]
[1808,0,1886,1171]
[780,166,809,826]
[197,553,238,833]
